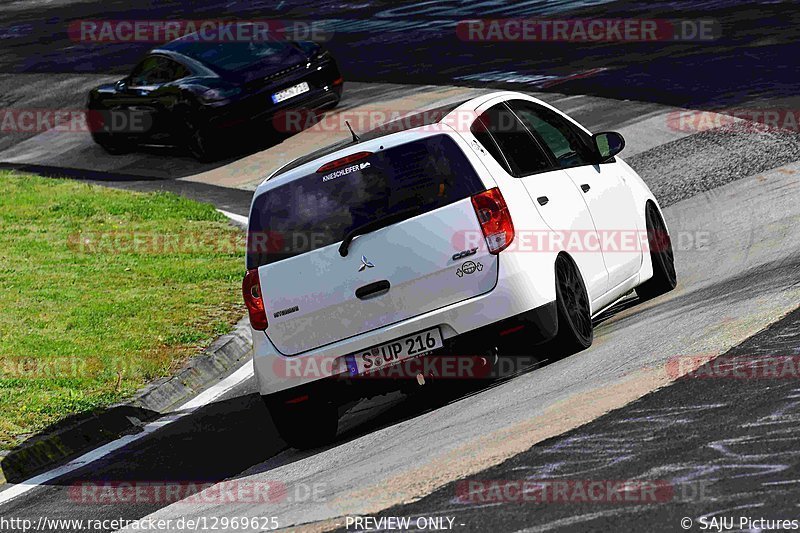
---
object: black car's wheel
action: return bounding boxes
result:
[549,254,593,357]
[636,203,677,301]
[91,132,131,155]
[263,396,338,450]
[186,124,219,162]
[182,117,223,162]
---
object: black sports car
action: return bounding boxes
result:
[87,29,343,161]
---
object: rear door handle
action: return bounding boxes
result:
[356,280,390,300]
[581,184,591,193]
[537,196,549,206]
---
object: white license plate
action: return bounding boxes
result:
[347,328,444,376]
[271,82,310,104]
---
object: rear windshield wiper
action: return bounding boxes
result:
[339,206,422,257]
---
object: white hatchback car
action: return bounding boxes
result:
[243,91,676,448]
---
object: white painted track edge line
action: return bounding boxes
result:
[217,209,248,227]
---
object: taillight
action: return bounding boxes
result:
[316,151,371,173]
[242,269,268,330]
[471,187,515,254]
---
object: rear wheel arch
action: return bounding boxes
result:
[645,199,664,224]
[554,251,592,312]
[554,252,594,314]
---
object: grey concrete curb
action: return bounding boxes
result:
[133,317,253,413]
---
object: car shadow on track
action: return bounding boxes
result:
[105,123,299,171]
[15,298,648,489]
[21,393,281,492]
[23,372,553,494]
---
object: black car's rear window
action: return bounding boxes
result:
[247,134,485,268]
[176,41,295,72]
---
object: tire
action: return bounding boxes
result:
[181,114,224,162]
[263,396,338,450]
[636,203,677,301]
[548,254,593,357]
[186,124,220,162]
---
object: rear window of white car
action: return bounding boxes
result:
[247,134,485,268]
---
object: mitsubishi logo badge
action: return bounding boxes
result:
[359,255,375,272]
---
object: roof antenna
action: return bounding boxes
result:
[345,120,360,143]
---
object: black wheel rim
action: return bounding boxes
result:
[556,257,592,340]
[190,128,206,157]
[648,209,677,284]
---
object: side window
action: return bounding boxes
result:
[508,100,594,168]
[470,117,510,173]
[167,59,191,81]
[129,56,189,86]
[470,104,551,176]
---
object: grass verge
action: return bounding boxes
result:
[0,171,245,450]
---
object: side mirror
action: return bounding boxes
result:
[115,78,128,92]
[592,131,625,162]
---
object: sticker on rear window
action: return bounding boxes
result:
[321,161,370,183]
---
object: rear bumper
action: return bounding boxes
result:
[257,300,557,405]
[209,83,342,131]
[208,59,343,131]
[459,299,558,352]
[252,276,557,397]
